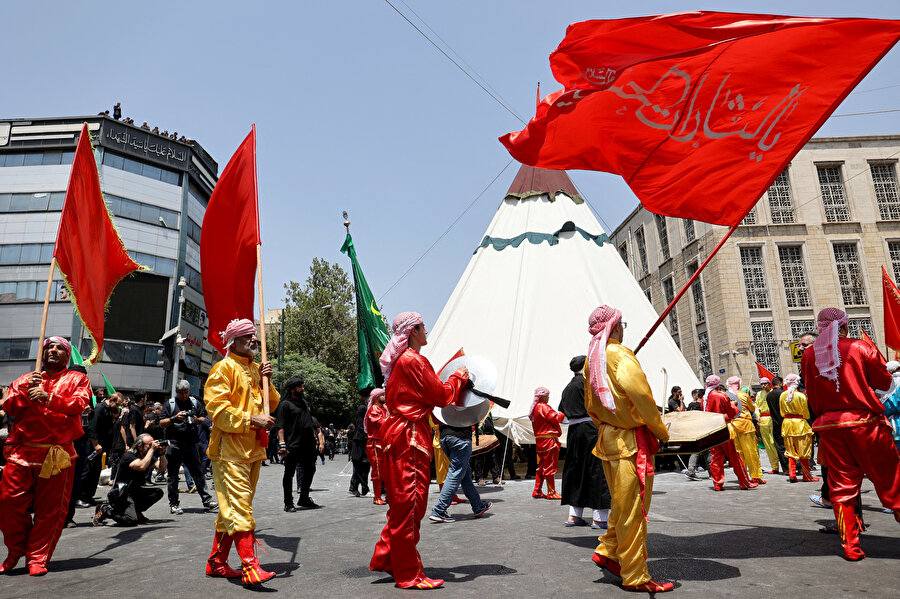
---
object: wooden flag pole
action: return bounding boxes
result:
[256,244,270,415]
[34,257,57,372]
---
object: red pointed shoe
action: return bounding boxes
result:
[402,576,444,589]
[622,579,674,592]
[545,490,562,500]
[28,563,48,577]
[592,552,622,577]
[751,478,767,485]
[373,497,387,505]
[0,554,21,574]
[532,490,545,499]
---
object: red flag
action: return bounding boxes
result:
[883,266,900,351]
[200,126,260,355]
[500,12,900,226]
[55,124,144,364]
[860,328,886,362]
[755,361,776,381]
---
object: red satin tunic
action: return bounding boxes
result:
[532,402,564,437]
[704,390,739,421]
[365,402,388,442]
[3,368,91,465]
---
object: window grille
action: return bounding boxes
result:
[740,247,769,309]
[618,242,629,268]
[872,163,900,220]
[741,209,757,225]
[697,331,712,378]
[663,277,678,336]
[889,241,900,281]
[751,321,779,375]
[655,214,670,260]
[635,227,648,276]
[790,320,815,341]
[768,170,795,224]
[848,318,875,341]
[832,243,867,305]
[683,219,695,243]
[687,261,706,323]
[817,165,850,222]
[778,246,810,308]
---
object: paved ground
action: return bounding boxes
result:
[2,455,899,598]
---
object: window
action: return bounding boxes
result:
[634,227,648,276]
[127,251,176,276]
[83,339,164,367]
[0,151,73,168]
[848,318,875,341]
[185,264,203,293]
[0,243,54,265]
[683,219,695,243]
[741,209,757,225]
[790,320,815,341]
[104,192,180,229]
[186,217,202,245]
[817,165,850,222]
[871,163,900,220]
[102,151,181,186]
[643,286,651,303]
[183,300,208,329]
[740,247,769,309]
[889,241,900,281]
[0,281,61,303]
[687,260,706,323]
[618,242,629,268]
[833,243,867,306]
[778,246,810,308]
[0,191,66,213]
[768,169,795,224]
[654,214,670,260]
[697,331,712,378]
[0,338,38,361]
[751,321,779,375]
[663,276,678,337]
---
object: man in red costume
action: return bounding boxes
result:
[529,386,565,499]
[364,388,388,505]
[0,336,90,576]
[703,375,755,491]
[801,307,900,561]
[369,312,468,589]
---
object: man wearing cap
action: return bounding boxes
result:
[583,306,673,593]
[704,375,755,491]
[801,308,900,561]
[755,377,781,474]
[530,387,565,500]
[369,312,468,590]
[203,319,280,587]
[0,337,90,576]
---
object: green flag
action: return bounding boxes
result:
[101,373,116,396]
[341,233,391,391]
[69,344,85,366]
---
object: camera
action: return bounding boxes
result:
[158,440,171,448]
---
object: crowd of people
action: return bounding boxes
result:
[1,305,898,590]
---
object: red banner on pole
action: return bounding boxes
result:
[882,266,900,352]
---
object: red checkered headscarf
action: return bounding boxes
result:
[528,386,550,421]
[703,374,721,409]
[587,305,622,413]
[43,336,72,365]
[814,308,849,389]
[726,376,741,394]
[379,312,423,381]
[220,318,257,352]
[364,388,385,434]
[784,373,801,403]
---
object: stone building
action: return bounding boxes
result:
[610,134,900,382]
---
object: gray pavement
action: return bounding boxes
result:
[2,455,899,598]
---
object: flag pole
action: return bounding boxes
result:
[34,257,57,372]
[635,223,739,354]
[256,244,270,415]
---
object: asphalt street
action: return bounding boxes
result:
[2,454,898,598]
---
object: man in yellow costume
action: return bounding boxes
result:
[780,373,819,483]
[583,305,673,593]
[754,377,781,474]
[726,377,765,484]
[203,319,280,587]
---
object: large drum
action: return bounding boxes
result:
[658,411,729,455]
[472,433,500,457]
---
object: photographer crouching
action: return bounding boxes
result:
[160,380,218,515]
[92,434,165,526]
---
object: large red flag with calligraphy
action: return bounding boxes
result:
[56,123,144,365]
[883,266,900,352]
[500,12,900,226]
[201,126,260,355]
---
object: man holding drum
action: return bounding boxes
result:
[583,305,673,593]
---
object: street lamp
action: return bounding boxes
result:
[170,276,186,399]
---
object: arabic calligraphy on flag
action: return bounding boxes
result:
[501,12,900,226]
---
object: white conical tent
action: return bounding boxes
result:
[424,165,701,445]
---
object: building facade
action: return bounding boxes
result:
[611,135,900,384]
[0,115,219,396]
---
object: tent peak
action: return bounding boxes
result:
[504,164,583,204]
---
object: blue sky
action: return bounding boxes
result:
[4,1,900,326]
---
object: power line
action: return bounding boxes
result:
[831,108,900,118]
[382,0,527,124]
[378,159,516,302]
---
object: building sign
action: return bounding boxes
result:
[0,122,10,146]
[790,341,804,363]
[100,120,189,170]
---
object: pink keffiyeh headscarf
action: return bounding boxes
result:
[759,377,771,385]
[220,318,257,352]
[814,307,850,389]
[587,305,622,413]
[528,386,550,421]
[364,388,385,434]
[379,312,424,381]
[726,376,741,394]
[784,373,800,403]
[43,336,72,364]
[703,374,721,409]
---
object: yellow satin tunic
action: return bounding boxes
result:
[729,391,756,435]
[756,391,772,425]
[204,353,280,463]
[779,390,812,437]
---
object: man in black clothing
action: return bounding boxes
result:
[92,433,164,526]
[348,400,370,497]
[766,376,790,473]
[667,386,685,413]
[687,389,704,411]
[559,355,610,527]
[143,402,166,483]
[324,424,337,460]
[160,380,217,515]
[126,390,148,447]
[81,391,120,504]
[276,378,322,510]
